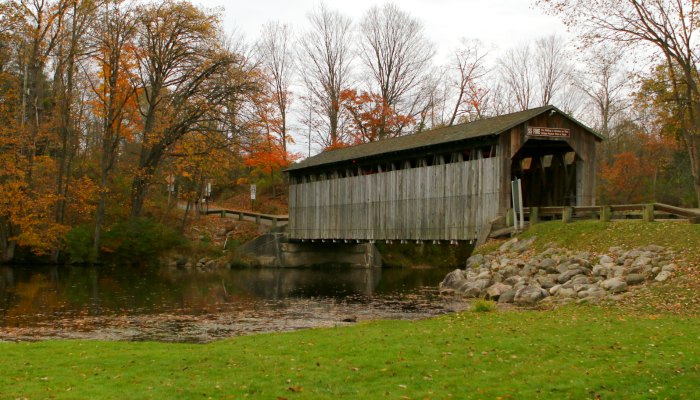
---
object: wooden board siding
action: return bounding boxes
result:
[288,157,501,242]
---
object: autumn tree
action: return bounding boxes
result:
[296,3,353,149]
[0,0,74,261]
[358,3,434,139]
[51,0,95,233]
[84,0,139,255]
[339,88,414,144]
[539,0,700,205]
[129,0,255,218]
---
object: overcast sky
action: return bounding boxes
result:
[197,0,569,61]
[193,0,572,156]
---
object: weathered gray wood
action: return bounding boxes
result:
[288,157,501,241]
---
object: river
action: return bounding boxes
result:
[0,265,466,343]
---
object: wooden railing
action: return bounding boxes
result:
[517,203,700,225]
[204,208,289,228]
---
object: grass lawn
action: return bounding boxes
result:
[1,220,699,399]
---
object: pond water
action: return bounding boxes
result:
[0,265,467,343]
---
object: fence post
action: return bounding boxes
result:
[530,207,539,225]
[255,215,261,225]
[220,210,225,218]
[600,206,611,222]
[272,217,278,229]
[238,212,243,221]
[643,204,655,223]
[562,207,573,223]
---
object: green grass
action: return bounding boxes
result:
[520,220,700,257]
[1,306,698,399]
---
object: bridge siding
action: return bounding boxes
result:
[288,157,501,241]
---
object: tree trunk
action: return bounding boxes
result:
[0,218,17,263]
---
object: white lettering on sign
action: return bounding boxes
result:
[250,184,256,200]
[527,127,570,138]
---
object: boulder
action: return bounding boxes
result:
[510,236,537,253]
[556,287,577,298]
[440,269,467,291]
[625,274,645,285]
[557,269,581,284]
[537,275,557,289]
[654,270,672,282]
[592,264,608,277]
[599,255,614,264]
[661,263,677,272]
[466,254,485,269]
[498,289,517,304]
[514,285,548,306]
[601,278,628,293]
[486,283,513,300]
[499,238,519,253]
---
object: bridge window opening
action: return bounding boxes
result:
[512,140,578,208]
[481,145,496,159]
[565,151,576,165]
[542,154,553,168]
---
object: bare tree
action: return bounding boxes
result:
[358,3,434,138]
[296,3,353,149]
[446,38,489,125]
[539,0,700,205]
[534,34,571,106]
[255,21,294,158]
[575,46,629,139]
[498,44,534,111]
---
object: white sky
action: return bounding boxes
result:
[198,0,569,62]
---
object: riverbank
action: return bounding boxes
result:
[1,220,699,398]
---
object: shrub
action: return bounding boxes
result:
[472,299,497,313]
[100,218,185,264]
[64,219,186,265]
[64,226,97,263]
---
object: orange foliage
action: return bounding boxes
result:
[599,133,675,204]
[339,89,414,144]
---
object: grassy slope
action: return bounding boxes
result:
[2,220,699,399]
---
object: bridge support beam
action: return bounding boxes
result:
[279,242,382,268]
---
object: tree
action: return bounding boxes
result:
[539,0,700,205]
[84,0,139,256]
[129,0,255,218]
[296,3,353,149]
[358,3,434,138]
[446,38,489,126]
[339,88,414,144]
[255,21,294,160]
[0,0,73,261]
[498,44,534,111]
[534,34,571,107]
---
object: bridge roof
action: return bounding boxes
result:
[285,105,601,172]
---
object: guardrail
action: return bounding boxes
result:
[205,208,289,228]
[514,203,700,225]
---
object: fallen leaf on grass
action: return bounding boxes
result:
[288,386,303,393]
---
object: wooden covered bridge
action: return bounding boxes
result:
[285,106,603,244]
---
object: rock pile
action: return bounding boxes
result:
[440,237,677,306]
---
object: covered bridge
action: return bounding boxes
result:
[285,105,602,243]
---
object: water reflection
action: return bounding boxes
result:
[0,265,455,330]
